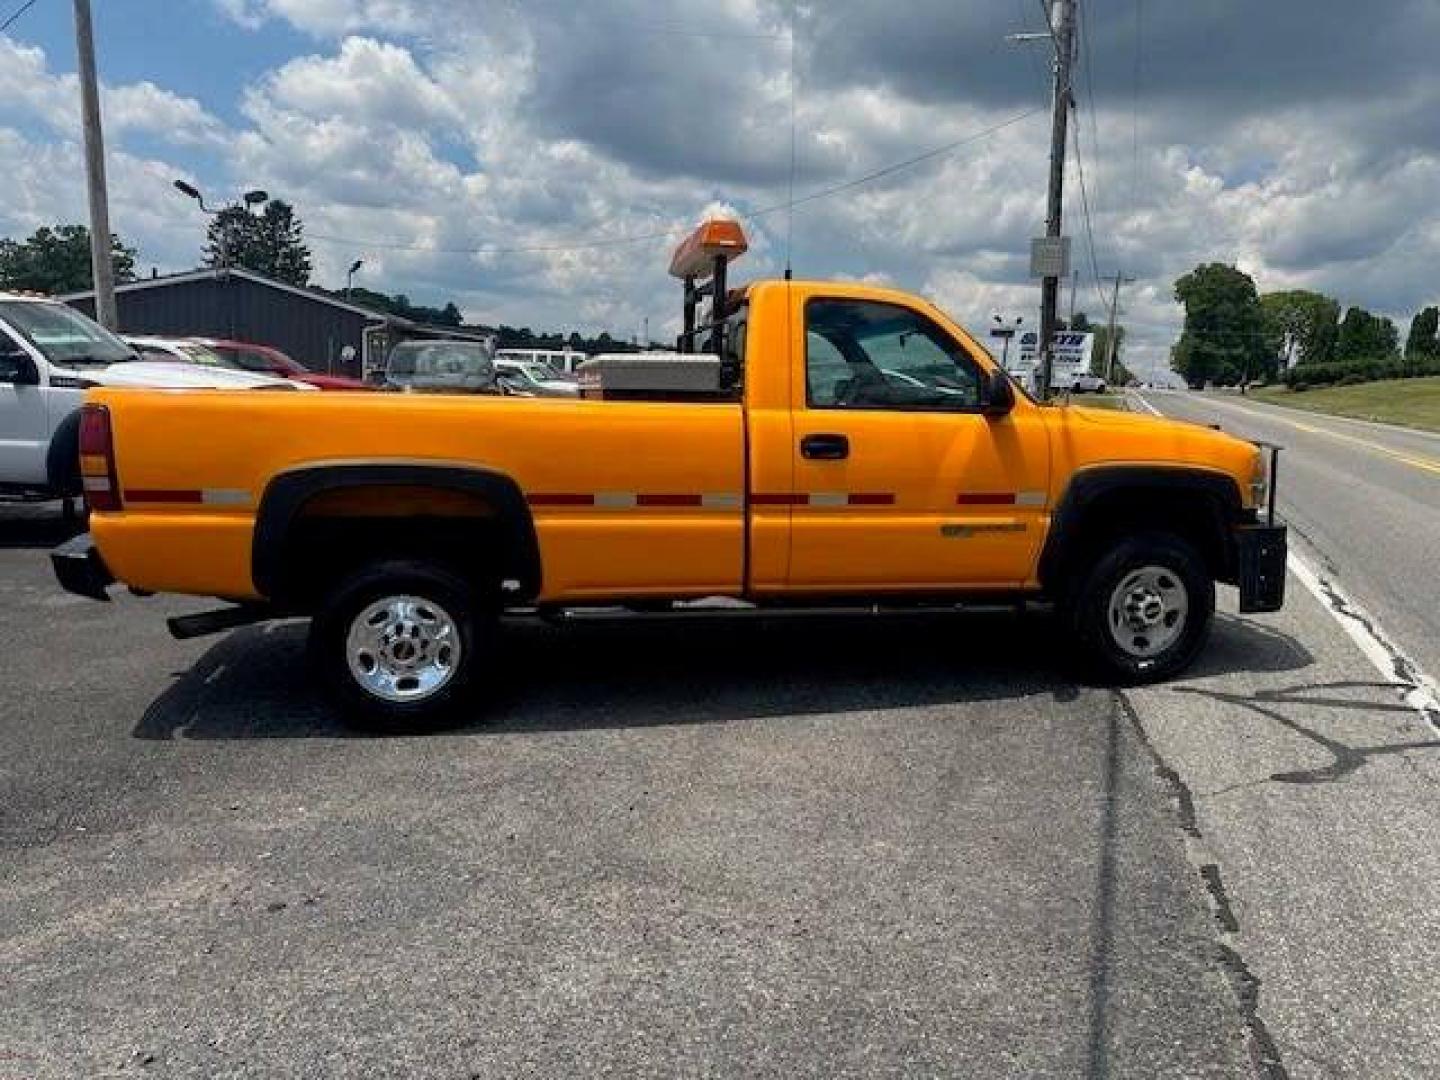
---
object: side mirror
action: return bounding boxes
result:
[0,344,39,386]
[982,370,1015,417]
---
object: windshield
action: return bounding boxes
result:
[210,344,292,375]
[0,300,136,366]
[388,341,494,381]
[498,363,545,386]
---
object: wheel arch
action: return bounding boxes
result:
[252,461,542,605]
[1037,465,1245,595]
[45,407,84,497]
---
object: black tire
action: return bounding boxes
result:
[1065,531,1214,685]
[310,559,494,733]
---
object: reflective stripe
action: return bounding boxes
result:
[202,489,252,507]
[594,491,639,509]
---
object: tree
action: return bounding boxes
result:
[205,199,312,286]
[1335,306,1399,362]
[0,224,137,294]
[1260,290,1340,369]
[1171,263,1273,387]
[1404,306,1439,367]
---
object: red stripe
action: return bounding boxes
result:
[124,489,203,504]
[527,493,594,506]
[751,492,807,506]
[957,492,1016,506]
[635,493,704,507]
[847,492,896,506]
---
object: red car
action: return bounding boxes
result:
[197,339,372,391]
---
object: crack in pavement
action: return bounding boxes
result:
[1113,691,1290,1080]
[1171,681,1440,787]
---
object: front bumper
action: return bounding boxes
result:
[51,532,114,602]
[1234,523,1287,614]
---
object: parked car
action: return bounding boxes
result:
[1070,373,1108,394]
[497,347,588,377]
[495,359,580,397]
[196,338,372,391]
[0,295,305,503]
[383,339,499,394]
[52,218,1288,732]
[123,336,315,389]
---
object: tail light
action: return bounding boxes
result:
[77,403,122,512]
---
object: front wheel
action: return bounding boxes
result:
[311,560,493,733]
[1066,532,1215,685]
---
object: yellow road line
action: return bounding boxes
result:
[1280,417,1440,477]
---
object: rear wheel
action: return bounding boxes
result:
[1066,532,1214,684]
[311,559,494,733]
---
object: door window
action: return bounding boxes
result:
[805,299,982,411]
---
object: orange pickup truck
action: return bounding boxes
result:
[53,220,1286,730]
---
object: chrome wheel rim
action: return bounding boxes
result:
[345,595,461,703]
[1107,566,1189,660]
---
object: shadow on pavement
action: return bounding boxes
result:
[135,606,1315,741]
[1187,613,1315,678]
[0,503,83,550]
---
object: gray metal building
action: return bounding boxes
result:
[62,267,484,378]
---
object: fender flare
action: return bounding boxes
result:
[252,462,542,601]
[45,407,84,497]
[1036,465,1244,590]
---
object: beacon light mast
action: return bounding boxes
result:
[670,219,749,361]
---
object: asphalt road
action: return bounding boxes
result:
[1134,389,1440,682]
[5,411,1440,1080]
[0,505,1258,1079]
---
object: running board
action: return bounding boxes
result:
[167,604,274,640]
[536,600,1031,624]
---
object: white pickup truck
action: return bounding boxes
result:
[0,291,301,502]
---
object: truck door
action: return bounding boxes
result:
[0,326,49,489]
[782,295,1048,593]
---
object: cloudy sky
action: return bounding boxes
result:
[2,0,1438,378]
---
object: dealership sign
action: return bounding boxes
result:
[1009,331,1095,389]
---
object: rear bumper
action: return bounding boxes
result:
[51,532,114,602]
[1234,523,1287,614]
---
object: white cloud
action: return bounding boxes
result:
[3,0,1439,372]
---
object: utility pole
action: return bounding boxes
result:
[1068,269,1079,326]
[1103,271,1136,382]
[1037,0,1076,400]
[73,0,117,328]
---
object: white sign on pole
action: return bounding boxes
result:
[1008,330,1094,391]
[1029,237,1071,279]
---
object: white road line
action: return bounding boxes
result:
[1131,391,1440,729]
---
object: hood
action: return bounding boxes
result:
[83,361,315,391]
[1042,400,1259,485]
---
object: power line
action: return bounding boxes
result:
[1131,0,1144,213]
[303,106,1046,257]
[1069,108,1108,310]
[1,0,41,33]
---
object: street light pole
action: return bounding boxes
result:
[346,259,363,301]
[173,182,268,270]
[73,0,117,328]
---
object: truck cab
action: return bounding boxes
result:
[0,292,141,500]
